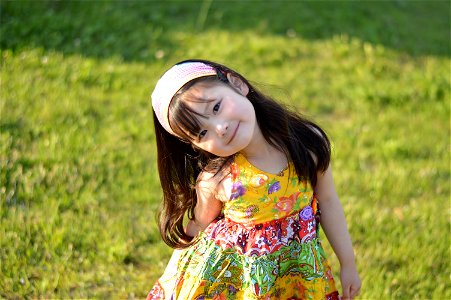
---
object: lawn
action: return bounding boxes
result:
[1,0,449,298]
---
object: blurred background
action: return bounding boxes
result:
[1,0,449,298]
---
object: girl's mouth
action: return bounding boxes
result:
[227,122,240,145]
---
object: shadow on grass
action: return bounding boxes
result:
[1,0,449,62]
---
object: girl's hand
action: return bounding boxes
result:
[340,265,361,300]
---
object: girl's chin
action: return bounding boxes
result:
[211,151,237,158]
[209,147,242,157]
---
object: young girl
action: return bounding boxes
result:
[147,59,361,300]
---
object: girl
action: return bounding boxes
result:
[147,59,361,300]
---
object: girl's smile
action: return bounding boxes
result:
[227,121,240,145]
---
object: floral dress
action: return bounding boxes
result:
[147,153,339,300]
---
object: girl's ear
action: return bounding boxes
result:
[226,73,249,96]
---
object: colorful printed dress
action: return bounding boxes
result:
[147,153,339,300]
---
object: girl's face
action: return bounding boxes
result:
[180,80,257,157]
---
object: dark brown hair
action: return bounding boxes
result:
[153,59,331,249]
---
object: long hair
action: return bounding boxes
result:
[153,59,331,249]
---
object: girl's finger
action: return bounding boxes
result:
[350,286,360,298]
[342,285,351,299]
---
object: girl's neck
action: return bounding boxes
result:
[239,125,287,172]
[239,124,270,158]
[241,141,280,160]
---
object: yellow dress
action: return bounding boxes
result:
[148,153,339,300]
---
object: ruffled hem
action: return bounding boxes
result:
[147,279,339,300]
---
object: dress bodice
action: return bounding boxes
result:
[223,153,315,225]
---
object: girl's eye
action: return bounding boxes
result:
[198,130,207,140]
[213,101,221,114]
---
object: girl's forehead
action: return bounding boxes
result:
[185,79,232,100]
[186,81,218,99]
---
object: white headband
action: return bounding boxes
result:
[151,62,217,136]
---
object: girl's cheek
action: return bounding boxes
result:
[197,141,214,153]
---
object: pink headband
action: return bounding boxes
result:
[151,62,217,136]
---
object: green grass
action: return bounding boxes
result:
[1,0,449,298]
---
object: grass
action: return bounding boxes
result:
[1,0,450,298]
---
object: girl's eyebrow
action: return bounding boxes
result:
[193,95,215,115]
[202,101,213,115]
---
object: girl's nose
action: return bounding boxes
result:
[216,122,229,137]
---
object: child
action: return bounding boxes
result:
[147,59,361,299]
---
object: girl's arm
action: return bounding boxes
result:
[185,171,223,237]
[315,164,361,299]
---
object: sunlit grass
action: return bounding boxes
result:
[1,1,449,299]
